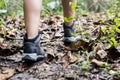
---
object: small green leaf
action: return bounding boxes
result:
[117,70,120,75]
[109,37,118,47]
[83,31,89,35]
[81,61,90,71]
[115,27,120,33]
[118,12,120,17]
[114,18,120,26]
[101,27,107,31]
[71,2,77,12]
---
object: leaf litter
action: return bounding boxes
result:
[0,14,120,80]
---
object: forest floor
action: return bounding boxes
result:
[0,13,120,80]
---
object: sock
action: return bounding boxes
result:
[63,23,75,37]
[24,33,39,43]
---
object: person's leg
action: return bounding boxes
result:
[23,0,45,61]
[62,0,80,44]
[24,0,42,39]
[62,0,77,26]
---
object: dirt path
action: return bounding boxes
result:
[0,14,120,80]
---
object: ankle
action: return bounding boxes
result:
[64,22,73,27]
[63,22,75,29]
[63,22,75,37]
[27,33,38,39]
[24,33,39,43]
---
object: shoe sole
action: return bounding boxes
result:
[22,53,45,61]
[63,36,81,46]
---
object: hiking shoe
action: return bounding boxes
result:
[22,33,45,61]
[63,23,80,45]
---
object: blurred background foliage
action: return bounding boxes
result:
[0,0,120,17]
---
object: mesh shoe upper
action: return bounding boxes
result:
[23,33,45,61]
[63,23,80,43]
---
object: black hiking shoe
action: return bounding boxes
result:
[22,33,45,61]
[63,23,80,45]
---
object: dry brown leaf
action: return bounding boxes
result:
[8,29,17,36]
[68,52,78,63]
[111,64,120,70]
[69,39,88,50]
[1,27,8,32]
[60,53,70,68]
[0,38,4,44]
[0,68,15,80]
[11,29,17,34]
[16,65,25,72]
[46,48,55,57]
[54,31,62,38]
[95,43,103,52]
[60,51,78,68]
[45,48,56,62]
[91,59,108,67]
[1,43,9,48]
[97,50,107,59]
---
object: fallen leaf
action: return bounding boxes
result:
[1,43,9,48]
[0,68,15,80]
[97,50,107,59]
[95,43,103,52]
[45,48,56,62]
[116,46,120,53]
[60,52,70,68]
[54,31,62,38]
[68,52,78,63]
[0,38,4,44]
[69,39,88,50]
[91,59,109,67]
[111,64,120,70]
[109,70,116,75]
[60,51,78,68]
[46,48,55,57]
[8,29,17,37]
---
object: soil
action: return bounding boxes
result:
[0,14,120,80]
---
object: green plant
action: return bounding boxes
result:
[0,0,23,17]
[41,0,62,17]
[81,60,90,71]
[107,0,119,19]
[100,0,120,47]
[0,0,5,9]
[109,37,118,47]
[117,70,120,75]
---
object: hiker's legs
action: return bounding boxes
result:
[62,0,80,44]
[23,0,45,61]
[62,0,77,26]
[24,0,42,39]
